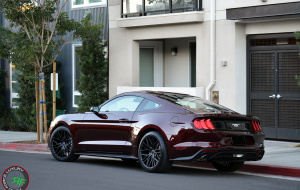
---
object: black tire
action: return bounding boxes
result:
[138,131,173,173]
[50,126,79,162]
[212,160,244,172]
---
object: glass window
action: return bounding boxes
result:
[73,0,105,8]
[74,95,80,106]
[158,93,236,113]
[11,65,20,94]
[73,0,84,5]
[11,64,20,108]
[122,0,200,17]
[100,96,144,112]
[72,44,82,107]
[137,99,160,111]
[123,0,143,15]
[145,0,169,13]
[74,47,81,91]
[12,98,19,107]
[172,0,195,11]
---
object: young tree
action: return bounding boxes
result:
[75,14,108,112]
[0,0,79,142]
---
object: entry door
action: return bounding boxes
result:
[139,41,163,87]
[249,51,300,140]
[140,48,154,87]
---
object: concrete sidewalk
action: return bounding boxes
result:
[0,130,300,177]
[0,131,38,142]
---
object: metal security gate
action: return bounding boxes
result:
[248,34,300,140]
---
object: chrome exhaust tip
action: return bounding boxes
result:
[198,154,208,161]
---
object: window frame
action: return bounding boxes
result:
[72,43,82,108]
[10,63,19,109]
[71,0,107,9]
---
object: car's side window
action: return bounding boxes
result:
[136,99,161,111]
[100,96,144,112]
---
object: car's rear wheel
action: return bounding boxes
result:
[138,131,172,173]
[50,126,79,162]
[212,160,244,172]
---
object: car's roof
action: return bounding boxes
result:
[123,91,194,98]
[120,91,239,115]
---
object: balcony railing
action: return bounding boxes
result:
[121,0,202,18]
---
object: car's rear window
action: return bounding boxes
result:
[158,93,235,113]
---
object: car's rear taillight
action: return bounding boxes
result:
[251,121,262,131]
[193,119,215,130]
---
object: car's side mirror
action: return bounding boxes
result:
[90,106,99,113]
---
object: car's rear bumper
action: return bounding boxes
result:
[170,148,265,162]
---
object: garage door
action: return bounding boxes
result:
[248,35,300,140]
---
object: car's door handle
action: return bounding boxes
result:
[119,118,129,123]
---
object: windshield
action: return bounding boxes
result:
[158,93,236,113]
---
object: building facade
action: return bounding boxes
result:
[109,0,300,140]
[2,0,108,113]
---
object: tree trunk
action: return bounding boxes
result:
[39,73,44,142]
[42,78,48,143]
[35,66,40,143]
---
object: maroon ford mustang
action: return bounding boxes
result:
[48,91,265,173]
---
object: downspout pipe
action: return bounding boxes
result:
[206,0,216,101]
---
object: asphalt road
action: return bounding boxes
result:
[1,151,299,190]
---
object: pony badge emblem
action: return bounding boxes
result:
[232,124,240,127]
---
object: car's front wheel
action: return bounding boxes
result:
[50,126,79,162]
[138,131,173,173]
[212,160,244,172]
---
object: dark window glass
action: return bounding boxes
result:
[100,96,144,112]
[157,92,235,113]
[137,99,161,111]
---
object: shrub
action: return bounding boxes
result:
[75,14,108,112]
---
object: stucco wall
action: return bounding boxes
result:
[109,0,300,114]
[109,15,208,97]
[164,38,195,87]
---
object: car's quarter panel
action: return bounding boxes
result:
[75,111,135,154]
[127,112,186,157]
[122,93,188,157]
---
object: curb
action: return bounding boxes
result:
[241,163,300,178]
[177,162,300,178]
[1,142,299,178]
[0,142,49,153]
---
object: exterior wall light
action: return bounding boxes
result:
[220,61,227,66]
[171,47,178,56]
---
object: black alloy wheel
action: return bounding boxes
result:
[50,126,79,162]
[212,160,244,172]
[138,131,172,173]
